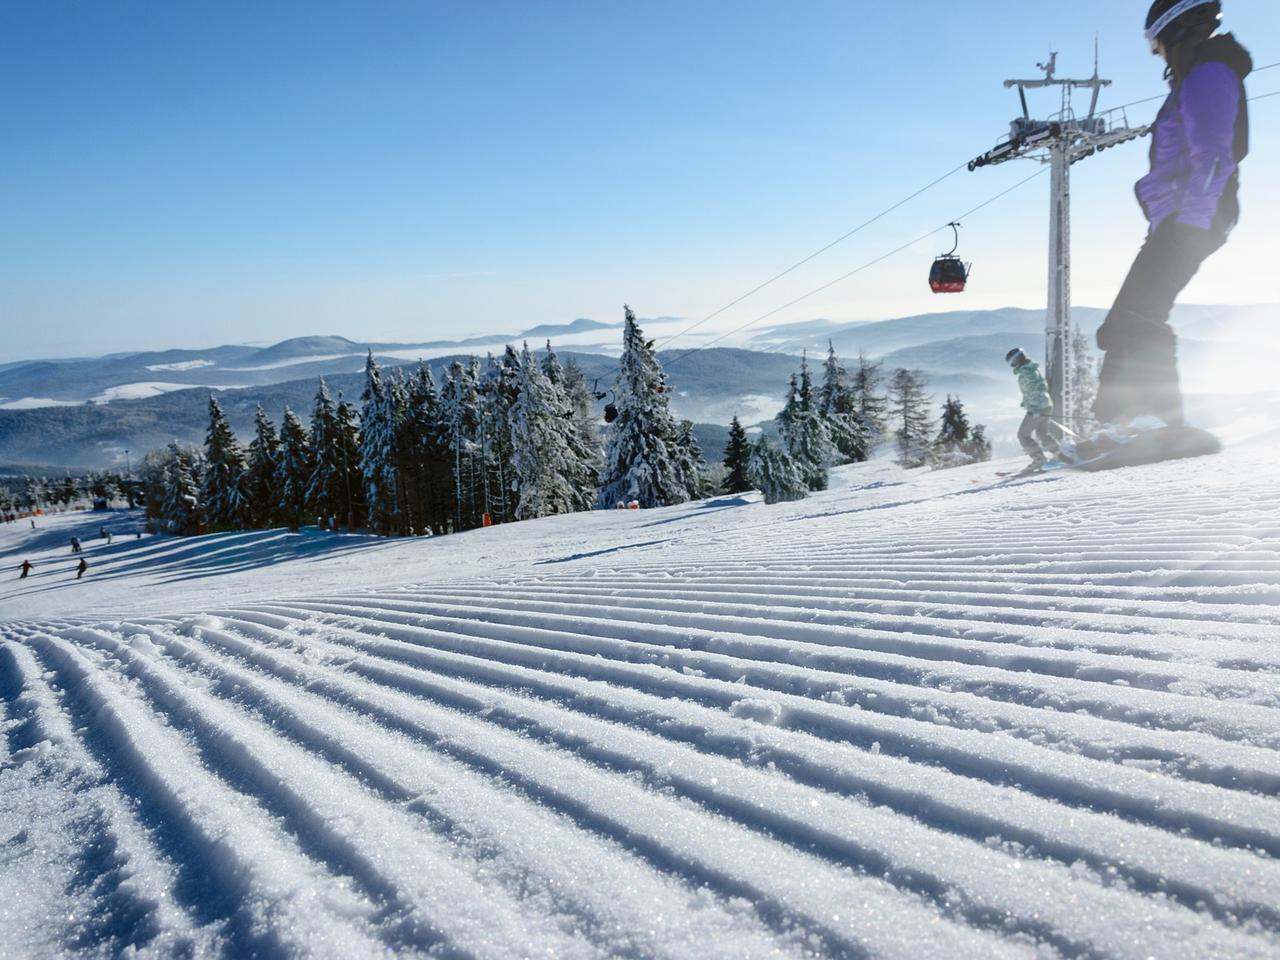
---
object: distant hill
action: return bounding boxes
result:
[748,307,1109,357]
[2,304,1274,468]
[0,349,792,469]
[0,320,625,408]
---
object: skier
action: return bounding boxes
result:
[70,536,82,554]
[18,560,34,579]
[76,558,88,580]
[1007,348,1057,470]
[1093,0,1251,430]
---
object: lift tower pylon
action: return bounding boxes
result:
[969,49,1150,430]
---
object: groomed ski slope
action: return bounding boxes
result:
[3,438,1280,959]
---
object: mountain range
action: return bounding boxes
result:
[0,318,623,408]
[1,304,1274,470]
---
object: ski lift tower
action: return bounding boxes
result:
[969,51,1150,428]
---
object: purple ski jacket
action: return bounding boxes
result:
[1136,35,1252,235]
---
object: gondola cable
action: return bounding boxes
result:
[653,161,972,352]
[662,165,1048,371]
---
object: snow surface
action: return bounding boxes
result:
[2,439,1280,959]
[90,382,238,403]
[145,360,216,373]
[221,354,355,372]
[0,397,83,410]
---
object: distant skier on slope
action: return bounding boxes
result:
[18,560,34,579]
[76,558,88,580]
[1093,0,1251,430]
[70,536,82,554]
[1007,348,1058,470]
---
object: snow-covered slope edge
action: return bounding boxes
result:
[2,444,1279,959]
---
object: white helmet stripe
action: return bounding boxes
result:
[1145,0,1218,43]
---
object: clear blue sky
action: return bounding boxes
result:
[2,0,1276,361]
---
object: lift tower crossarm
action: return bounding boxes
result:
[968,51,1149,432]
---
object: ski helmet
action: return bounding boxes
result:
[1005,348,1029,367]
[1145,0,1221,50]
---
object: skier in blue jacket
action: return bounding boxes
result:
[1093,0,1251,429]
[1007,348,1057,468]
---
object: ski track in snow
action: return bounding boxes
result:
[3,448,1280,958]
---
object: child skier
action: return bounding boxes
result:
[18,560,34,579]
[1007,348,1057,469]
[1093,0,1251,429]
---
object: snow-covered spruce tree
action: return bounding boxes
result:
[440,360,482,531]
[596,307,687,509]
[138,451,170,529]
[819,342,869,463]
[306,379,344,525]
[546,347,601,512]
[202,395,247,530]
[929,395,990,469]
[161,443,205,535]
[722,416,752,494]
[474,355,503,525]
[935,395,970,447]
[672,419,710,501]
[480,349,521,524]
[966,424,993,463]
[244,405,282,529]
[748,435,808,505]
[509,342,576,519]
[55,476,78,507]
[334,393,365,529]
[402,362,453,535]
[776,355,832,491]
[393,365,426,535]
[277,407,312,531]
[20,476,44,512]
[386,370,414,535]
[851,352,890,452]
[888,368,934,468]
[359,352,401,535]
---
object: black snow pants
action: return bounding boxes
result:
[1093,220,1225,427]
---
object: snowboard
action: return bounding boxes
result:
[997,426,1220,478]
[1064,424,1221,472]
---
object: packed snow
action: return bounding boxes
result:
[2,438,1280,959]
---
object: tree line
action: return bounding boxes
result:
[0,471,137,516]
[727,345,991,505]
[127,307,994,534]
[141,308,712,536]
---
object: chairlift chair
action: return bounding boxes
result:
[929,222,971,294]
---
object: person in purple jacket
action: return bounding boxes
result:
[1093,0,1251,429]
